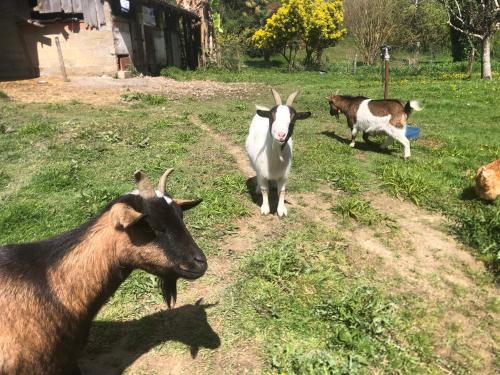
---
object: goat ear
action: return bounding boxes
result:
[296,111,311,120]
[175,198,203,211]
[110,203,145,230]
[256,109,271,118]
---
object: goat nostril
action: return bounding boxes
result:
[194,255,206,264]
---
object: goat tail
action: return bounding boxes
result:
[405,100,422,115]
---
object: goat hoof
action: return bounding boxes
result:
[277,206,288,217]
[260,205,270,215]
[349,142,355,148]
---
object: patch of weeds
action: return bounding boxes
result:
[327,165,363,193]
[381,164,430,205]
[333,196,386,226]
[44,103,65,111]
[121,92,169,105]
[0,91,9,100]
[0,170,10,189]
[234,227,433,374]
[453,203,500,274]
[244,237,306,282]
[199,111,224,125]
[31,161,82,192]
[78,186,123,218]
[96,130,123,144]
[152,118,175,128]
[271,347,340,374]
[110,270,162,306]
[160,66,191,81]
[18,118,55,136]
[190,173,249,228]
[314,287,418,371]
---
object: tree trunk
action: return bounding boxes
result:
[315,48,323,66]
[481,35,492,80]
[467,47,475,78]
[304,47,313,67]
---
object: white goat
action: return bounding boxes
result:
[246,89,311,216]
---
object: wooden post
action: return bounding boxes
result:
[55,37,69,82]
[384,58,389,99]
[381,45,390,99]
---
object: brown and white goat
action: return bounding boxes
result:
[327,94,422,159]
[0,169,206,375]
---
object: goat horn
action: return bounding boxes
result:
[286,91,299,106]
[157,168,174,195]
[335,89,340,95]
[134,170,155,199]
[271,88,282,105]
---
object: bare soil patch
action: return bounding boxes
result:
[0,76,260,105]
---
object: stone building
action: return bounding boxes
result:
[0,0,201,79]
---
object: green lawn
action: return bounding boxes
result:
[167,62,500,271]
[0,59,498,374]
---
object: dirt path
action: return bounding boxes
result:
[183,115,499,374]
[0,76,260,105]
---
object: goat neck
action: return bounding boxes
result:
[46,213,132,322]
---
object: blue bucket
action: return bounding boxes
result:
[405,125,420,140]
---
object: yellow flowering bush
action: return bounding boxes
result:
[251,0,345,68]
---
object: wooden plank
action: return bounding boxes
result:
[95,0,106,26]
[72,0,83,13]
[38,0,62,13]
[61,0,74,13]
[82,0,97,27]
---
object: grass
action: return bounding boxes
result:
[230,226,442,374]
[0,53,499,374]
[333,196,388,226]
[189,58,500,274]
[121,91,170,105]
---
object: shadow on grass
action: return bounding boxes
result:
[460,186,481,201]
[246,176,285,214]
[80,300,220,374]
[321,130,393,154]
[244,59,285,69]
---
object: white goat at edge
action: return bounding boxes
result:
[246,89,311,217]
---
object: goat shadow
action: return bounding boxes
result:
[321,130,393,154]
[246,176,288,214]
[79,300,220,374]
[459,185,495,203]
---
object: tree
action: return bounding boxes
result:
[251,0,345,70]
[344,0,398,65]
[438,0,499,79]
[392,0,449,53]
[303,0,345,65]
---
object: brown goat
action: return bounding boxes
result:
[0,169,206,375]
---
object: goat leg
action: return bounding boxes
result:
[259,177,270,215]
[349,127,358,148]
[380,135,394,150]
[277,179,287,217]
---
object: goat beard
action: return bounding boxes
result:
[159,273,179,309]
